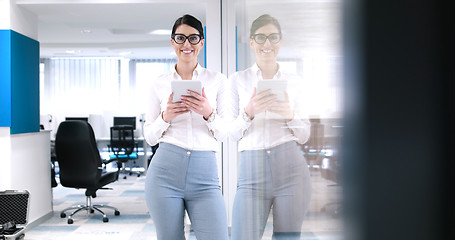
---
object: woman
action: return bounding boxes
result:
[143,14,229,240]
[230,14,312,240]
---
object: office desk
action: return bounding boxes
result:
[96,137,152,173]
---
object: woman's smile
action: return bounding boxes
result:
[261,48,274,54]
[181,49,194,55]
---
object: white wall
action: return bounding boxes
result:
[0,0,11,30]
[0,128,12,189]
[0,130,53,227]
[10,131,53,226]
[0,0,38,38]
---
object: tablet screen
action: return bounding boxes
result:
[256,80,287,101]
[171,80,202,102]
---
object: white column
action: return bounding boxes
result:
[205,0,222,72]
[221,0,239,227]
[0,0,53,228]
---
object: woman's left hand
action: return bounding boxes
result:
[181,87,213,119]
[268,93,294,121]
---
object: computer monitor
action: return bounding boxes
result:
[65,117,88,121]
[113,116,136,130]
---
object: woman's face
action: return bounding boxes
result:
[249,24,282,62]
[171,24,204,63]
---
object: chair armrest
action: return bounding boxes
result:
[103,158,118,165]
[102,158,122,175]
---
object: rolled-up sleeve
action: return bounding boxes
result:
[143,79,170,147]
[205,72,231,142]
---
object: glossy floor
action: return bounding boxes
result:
[24,169,342,240]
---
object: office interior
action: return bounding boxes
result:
[2,0,453,240]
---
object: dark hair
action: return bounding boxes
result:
[171,14,204,39]
[250,14,282,37]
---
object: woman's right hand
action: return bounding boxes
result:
[244,88,277,119]
[162,93,190,123]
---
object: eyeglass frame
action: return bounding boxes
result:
[171,34,204,45]
[250,33,282,44]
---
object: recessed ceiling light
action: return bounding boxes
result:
[65,50,75,54]
[149,29,172,35]
[81,29,92,34]
[119,51,132,56]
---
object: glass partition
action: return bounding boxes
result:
[36,1,343,238]
[227,0,344,239]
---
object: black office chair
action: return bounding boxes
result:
[320,152,342,217]
[55,120,120,224]
[109,125,142,179]
[50,140,58,188]
[147,143,159,168]
[302,118,326,170]
[320,134,342,218]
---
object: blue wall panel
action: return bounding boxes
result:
[0,30,12,127]
[10,30,40,134]
[0,30,39,134]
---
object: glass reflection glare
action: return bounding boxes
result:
[230,14,312,240]
[230,1,343,238]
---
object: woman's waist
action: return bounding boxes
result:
[238,135,298,152]
[158,138,219,153]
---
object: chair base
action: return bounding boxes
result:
[60,196,120,224]
[321,201,341,218]
[119,167,143,179]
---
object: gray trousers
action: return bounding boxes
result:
[231,141,312,240]
[145,142,228,240]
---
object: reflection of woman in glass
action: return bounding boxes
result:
[143,14,229,240]
[230,14,312,239]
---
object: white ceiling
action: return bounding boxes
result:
[17,0,341,60]
[18,1,206,59]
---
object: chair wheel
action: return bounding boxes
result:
[90,209,95,213]
[67,219,73,224]
[103,217,109,222]
[123,176,127,179]
[115,210,120,216]
[60,212,66,218]
[137,174,140,177]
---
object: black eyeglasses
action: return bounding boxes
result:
[171,34,203,45]
[251,33,282,44]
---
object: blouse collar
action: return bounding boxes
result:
[252,62,282,81]
[172,63,203,80]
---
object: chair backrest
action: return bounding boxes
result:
[55,120,102,188]
[303,120,325,152]
[110,125,135,156]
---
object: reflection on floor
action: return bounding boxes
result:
[24,169,342,240]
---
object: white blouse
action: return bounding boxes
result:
[229,64,311,152]
[143,64,229,152]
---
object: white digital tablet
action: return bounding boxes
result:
[171,80,202,102]
[256,80,287,101]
